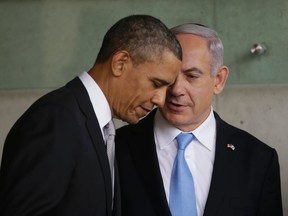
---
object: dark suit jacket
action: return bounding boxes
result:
[115,109,282,216]
[0,77,121,216]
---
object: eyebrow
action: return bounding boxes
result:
[183,67,203,75]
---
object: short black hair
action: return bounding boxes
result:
[95,14,182,65]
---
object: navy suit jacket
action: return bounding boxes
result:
[116,109,282,216]
[0,77,121,216]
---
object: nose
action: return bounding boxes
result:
[151,87,167,108]
[168,75,184,97]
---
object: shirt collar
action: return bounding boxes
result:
[78,72,112,131]
[154,107,216,151]
[193,108,216,151]
[154,110,181,150]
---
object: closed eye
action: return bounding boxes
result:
[151,78,170,88]
[183,67,203,80]
[186,74,199,79]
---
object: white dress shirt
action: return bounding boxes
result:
[79,71,115,204]
[154,108,216,216]
[78,72,112,138]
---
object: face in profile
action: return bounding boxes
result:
[113,51,181,124]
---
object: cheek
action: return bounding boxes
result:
[189,84,213,101]
[125,92,150,113]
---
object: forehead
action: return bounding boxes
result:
[139,51,181,83]
[176,34,212,71]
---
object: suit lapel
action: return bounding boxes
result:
[129,110,171,216]
[66,78,113,215]
[203,112,239,216]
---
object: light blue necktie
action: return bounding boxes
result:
[169,133,197,216]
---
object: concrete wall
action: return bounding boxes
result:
[1,86,287,214]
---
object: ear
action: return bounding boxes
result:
[111,51,131,77]
[214,65,229,95]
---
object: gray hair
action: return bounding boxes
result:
[170,23,223,77]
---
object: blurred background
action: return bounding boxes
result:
[0,0,287,214]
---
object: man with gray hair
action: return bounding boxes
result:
[116,23,283,216]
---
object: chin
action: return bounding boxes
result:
[124,116,140,125]
[162,112,184,124]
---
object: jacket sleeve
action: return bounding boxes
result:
[257,149,283,216]
[0,102,79,216]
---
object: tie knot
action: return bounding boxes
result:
[176,133,194,150]
[104,120,115,138]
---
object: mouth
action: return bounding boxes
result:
[166,100,187,112]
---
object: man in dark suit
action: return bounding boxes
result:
[116,23,283,216]
[0,15,182,216]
